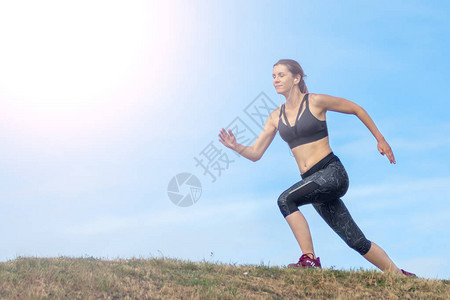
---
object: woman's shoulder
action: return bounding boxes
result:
[308,93,335,106]
[270,105,282,115]
[266,105,282,127]
[307,93,321,100]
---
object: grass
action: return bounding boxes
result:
[0,256,448,299]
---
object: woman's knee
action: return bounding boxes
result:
[348,238,372,256]
[277,193,298,218]
[278,180,321,217]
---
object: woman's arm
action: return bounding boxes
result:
[311,93,396,164]
[218,108,279,162]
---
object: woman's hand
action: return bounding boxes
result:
[218,128,237,150]
[377,138,396,164]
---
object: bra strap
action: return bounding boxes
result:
[304,93,310,109]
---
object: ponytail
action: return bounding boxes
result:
[298,77,308,93]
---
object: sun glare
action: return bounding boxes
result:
[0,0,170,141]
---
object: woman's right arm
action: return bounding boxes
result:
[218,108,279,162]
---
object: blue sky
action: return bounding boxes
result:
[0,0,449,280]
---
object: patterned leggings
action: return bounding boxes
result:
[277,152,372,255]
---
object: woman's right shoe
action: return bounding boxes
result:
[288,253,322,269]
[401,269,417,277]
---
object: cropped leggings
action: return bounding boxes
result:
[277,152,372,255]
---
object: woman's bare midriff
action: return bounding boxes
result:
[291,137,333,175]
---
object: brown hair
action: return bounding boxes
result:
[273,59,308,93]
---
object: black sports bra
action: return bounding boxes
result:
[278,93,328,149]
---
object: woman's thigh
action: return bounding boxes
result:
[277,160,350,217]
[290,160,349,205]
[307,160,349,201]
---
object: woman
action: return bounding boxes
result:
[218,59,415,276]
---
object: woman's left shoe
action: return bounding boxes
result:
[288,253,322,269]
[401,269,417,277]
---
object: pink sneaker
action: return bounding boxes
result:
[288,253,322,269]
[401,269,417,277]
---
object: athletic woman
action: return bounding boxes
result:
[218,59,416,276]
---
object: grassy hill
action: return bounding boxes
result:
[0,257,448,299]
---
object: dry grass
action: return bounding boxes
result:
[0,256,448,299]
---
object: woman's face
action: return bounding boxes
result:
[273,64,299,94]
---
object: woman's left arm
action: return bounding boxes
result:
[311,93,396,164]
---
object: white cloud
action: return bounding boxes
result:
[391,136,450,152]
[64,198,270,236]
[349,177,450,199]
